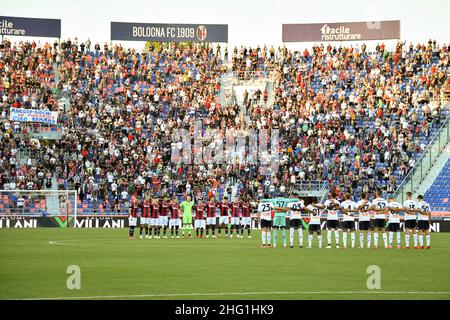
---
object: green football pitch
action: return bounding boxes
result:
[1,228,450,300]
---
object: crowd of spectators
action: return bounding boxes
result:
[0,38,449,213]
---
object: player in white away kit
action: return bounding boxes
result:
[417,195,431,249]
[305,200,323,248]
[315,192,340,248]
[371,190,389,249]
[357,192,372,248]
[402,192,419,249]
[257,194,274,248]
[287,199,305,248]
[387,197,403,249]
[340,193,358,249]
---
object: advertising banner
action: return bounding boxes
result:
[0,216,126,228]
[282,20,400,42]
[1,216,450,232]
[10,107,58,125]
[0,16,61,38]
[111,22,228,42]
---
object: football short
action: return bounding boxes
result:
[260,219,272,229]
[150,218,160,226]
[342,221,355,230]
[219,216,229,225]
[388,222,400,232]
[129,217,138,227]
[194,219,206,229]
[231,217,241,225]
[290,219,302,229]
[326,220,339,229]
[182,214,193,225]
[359,221,371,231]
[169,219,181,228]
[159,216,169,226]
[404,220,417,229]
[373,218,386,228]
[418,220,430,231]
[206,217,217,225]
[139,217,149,225]
[240,217,251,226]
[273,216,286,228]
[308,224,321,233]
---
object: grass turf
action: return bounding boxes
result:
[0,228,449,300]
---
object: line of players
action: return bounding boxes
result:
[258,190,432,249]
[127,195,253,239]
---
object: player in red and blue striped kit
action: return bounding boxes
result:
[230,199,241,238]
[169,199,181,238]
[240,198,252,238]
[159,198,170,239]
[129,198,139,239]
[150,199,160,238]
[193,198,206,238]
[205,197,217,238]
[217,197,230,238]
[139,196,151,239]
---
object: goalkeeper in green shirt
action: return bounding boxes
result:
[180,195,195,238]
[261,197,299,248]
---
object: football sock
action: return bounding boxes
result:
[206,229,209,236]
[212,225,216,235]
[267,232,271,245]
[359,233,364,248]
[175,226,179,236]
[318,235,322,248]
[382,232,388,247]
[419,235,424,246]
[374,233,379,246]
[327,231,332,245]
[247,226,251,236]
[426,235,430,246]
[413,233,418,246]
[350,233,355,248]
[196,229,199,237]
[308,234,312,247]
[396,232,401,246]
[334,230,340,245]
[290,227,294,246]
[405,234,410,247]
[262,231,266,245]
[282,229,286,246]
[343,232,347,247]
[273,229,278,246]
[367,233,371,248]
[389,232,393,246]
[200,229,204,237]
[129,227,134,237]
[298,229,303,246]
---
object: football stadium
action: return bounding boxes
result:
[1,0,450,304]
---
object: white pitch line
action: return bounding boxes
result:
[19,291,450,300]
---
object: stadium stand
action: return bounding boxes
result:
[425,158,450,211]
[0,39,449,214]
